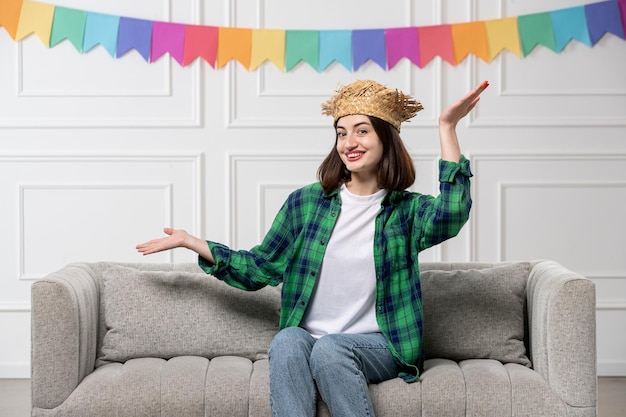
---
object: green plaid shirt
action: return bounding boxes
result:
[199,156,472,382]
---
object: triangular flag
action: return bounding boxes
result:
[50,7,87,52]
[116,17,152,61]
[517,12,557,56]
[551,6,591,52]
[319,30,352,71]
[484,17,522,59]
[0,0,23,40]
[15,0,55,45]
[353,29,386,70]
[285,30,319,71]
[183,24,218,67]
[418,25,454,66]
[451,21,489,63]
[217,27,252,69]
[385,27,420,69]
[83,12,119,57]
[585,0,625,44]
[250,29,285,71]
[151,21,185,65]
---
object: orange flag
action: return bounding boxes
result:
[217,27,252,69]
[0,0,23,40]
[451,21,489,63]
[15,0,55,46]
[250,29,285,70]
[484,17,522,60]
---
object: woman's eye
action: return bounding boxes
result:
[337,132,346,138]
[357,129,368,135]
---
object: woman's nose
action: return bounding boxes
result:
[345,132,357,148]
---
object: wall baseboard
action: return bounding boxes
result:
[0,363,30,379]
[598,361,626,377]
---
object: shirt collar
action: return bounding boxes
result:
[324,186,403,206]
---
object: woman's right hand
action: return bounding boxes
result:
[136,228,216,264]
[136,228,190,255]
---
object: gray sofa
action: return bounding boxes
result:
[31,260,597,416]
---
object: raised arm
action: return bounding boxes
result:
[136,227,215,264]
[438,81,489,162]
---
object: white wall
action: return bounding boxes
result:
[1,0,625,378]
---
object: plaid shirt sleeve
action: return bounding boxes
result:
[418,155,473,251]
[198,194,297,291]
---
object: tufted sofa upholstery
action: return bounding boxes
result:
[31,260,596,416]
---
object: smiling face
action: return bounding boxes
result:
[335,114,384,182]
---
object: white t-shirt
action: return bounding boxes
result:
[301,184,386,338]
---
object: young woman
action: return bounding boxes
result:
[137,79,489,417]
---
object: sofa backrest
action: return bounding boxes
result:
[85,262,281,368]
[86,261,532,369]
[420,261,532,367]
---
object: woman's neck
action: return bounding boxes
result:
[345,176,382,196]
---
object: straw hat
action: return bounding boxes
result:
[321,80,423,132]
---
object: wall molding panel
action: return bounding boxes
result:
[1,152,204,281]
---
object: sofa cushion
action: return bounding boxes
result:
[420,262,531,367]
[96,264,281,367]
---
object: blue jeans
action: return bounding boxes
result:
[268,327,400,417]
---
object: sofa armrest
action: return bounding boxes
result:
[31,263,100,409]
[527,260,597,408]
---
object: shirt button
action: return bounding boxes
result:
[331,212,336,217]
[320,240,325,245]
[310,271,316,277]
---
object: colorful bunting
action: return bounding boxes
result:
[251,29,285,70]
[518,12,557,56]
[217,27,251,69]
[285,30,319,71]
[0,0,23,40]
[418,25,454,66]
[551,6,592,52]
[1,0,623,71]
[151,21,185,65]
[50,7,86,51]
[319,30,351,71]
[451,21,489,63]
[585,0,625,44]
[352,29,386,70]
[183,24,218,67]
[385,27,420,69]
[484,18,522,60]
[83,12,119,57]
[117,17,152,62]
[15,0,54,45]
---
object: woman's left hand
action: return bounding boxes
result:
[439,80,489,129]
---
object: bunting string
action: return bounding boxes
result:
[0,0,624,71]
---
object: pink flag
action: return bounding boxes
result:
[151,21,185,65]
[386,27,420,68]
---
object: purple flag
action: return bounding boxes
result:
[585,0,625,44]
[352,29,386,70]
[117,17,152,61]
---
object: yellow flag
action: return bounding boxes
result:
[250,29,285,71]
[484,17,522,60]
[16,0,55,45]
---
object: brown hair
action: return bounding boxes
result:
[317,116,416,193]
